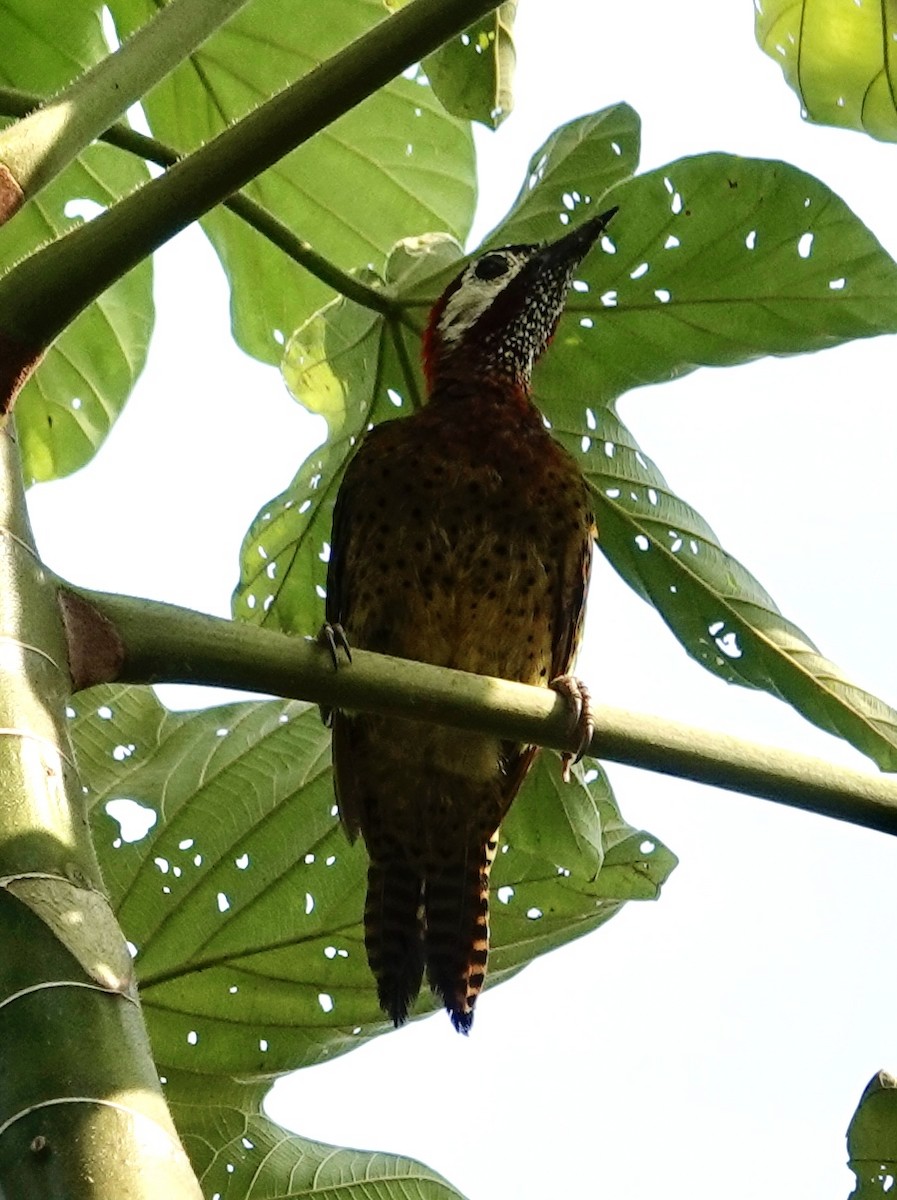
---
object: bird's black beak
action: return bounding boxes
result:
[539,205,619,271]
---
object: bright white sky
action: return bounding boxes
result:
[24,1,897,1197]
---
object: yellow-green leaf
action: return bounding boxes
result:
[756,0,897,142]
[848,1071,897,1197]
[424,2,518,129]
[75,685,674,1073]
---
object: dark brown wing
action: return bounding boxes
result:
[551,506,595,681]
[495,489,594,822]
[325,421,401,629]
[325,422,400,842]
[324,450,366,840]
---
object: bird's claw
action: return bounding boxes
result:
[317,623,351,729]
[550,674,594,782]
[318,621,352,670]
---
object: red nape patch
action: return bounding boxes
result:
[421,271,464,392]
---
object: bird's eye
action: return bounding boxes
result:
[474,254,509,282]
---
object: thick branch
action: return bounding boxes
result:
[0,0,252,220]
[0,0,498,366]
[67,585,897,838]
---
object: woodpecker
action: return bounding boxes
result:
[325,209,617,1032]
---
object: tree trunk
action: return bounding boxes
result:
[0,420,201,1198]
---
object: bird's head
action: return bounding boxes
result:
[422,207,618,392]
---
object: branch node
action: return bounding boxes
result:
[0,163,24,224]
[58,588,126,691]
[0,330,43,415]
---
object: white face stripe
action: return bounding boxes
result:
[436,250,533,346]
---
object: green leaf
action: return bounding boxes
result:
[847,1072,897,1197]
[0,0,153,484]
[541,405,897,772]
[533,152,897,409]
[423,3,518,130]
[520,141,897,768]
[79,687,373,1076]
[234,284,391,635]
[0,0,101,91]
[232,237,464,636]
[500,751,604,881]
[106,0,476,365]
[73,683,674,1075]
[166,1071,468,1199]
[756,1,897,143]
[489,753,676,979]
[481,103,641,248]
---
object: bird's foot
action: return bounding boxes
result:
[317,621,352,669]
[550,674,594,782]
[316,623,351,728]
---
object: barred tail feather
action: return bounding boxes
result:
[424,836,498,1035]
[365,860,425,1027]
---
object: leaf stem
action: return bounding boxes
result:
[389,319,424,409]
[65,584,897,838]
[0,0,252,220]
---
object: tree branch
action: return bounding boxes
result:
[65,584,897,838]
[0,0,252,221]
[0,0,498,409]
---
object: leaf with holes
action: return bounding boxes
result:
[0,2,153,484]
[105,0,476,365]
[542,403,897,770]
[531,152,897,409]
[73,684,674,1074]
[233,236,464,636]
[517,147,897,767]
[756,1,897,143]
[393,101,639,312]
[489,752,676,979]
[482,102,641,248]
[847,1071,897,1198]
[500,752,676,905]
[611,406,897,766]
[423,2,518,130]
[79,687,376,1075]
[166,1071,468,1199]
[233,287,387,635]
[377,128,897,406]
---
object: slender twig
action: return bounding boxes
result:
[0,0,499,355]
[63,583,897,839]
